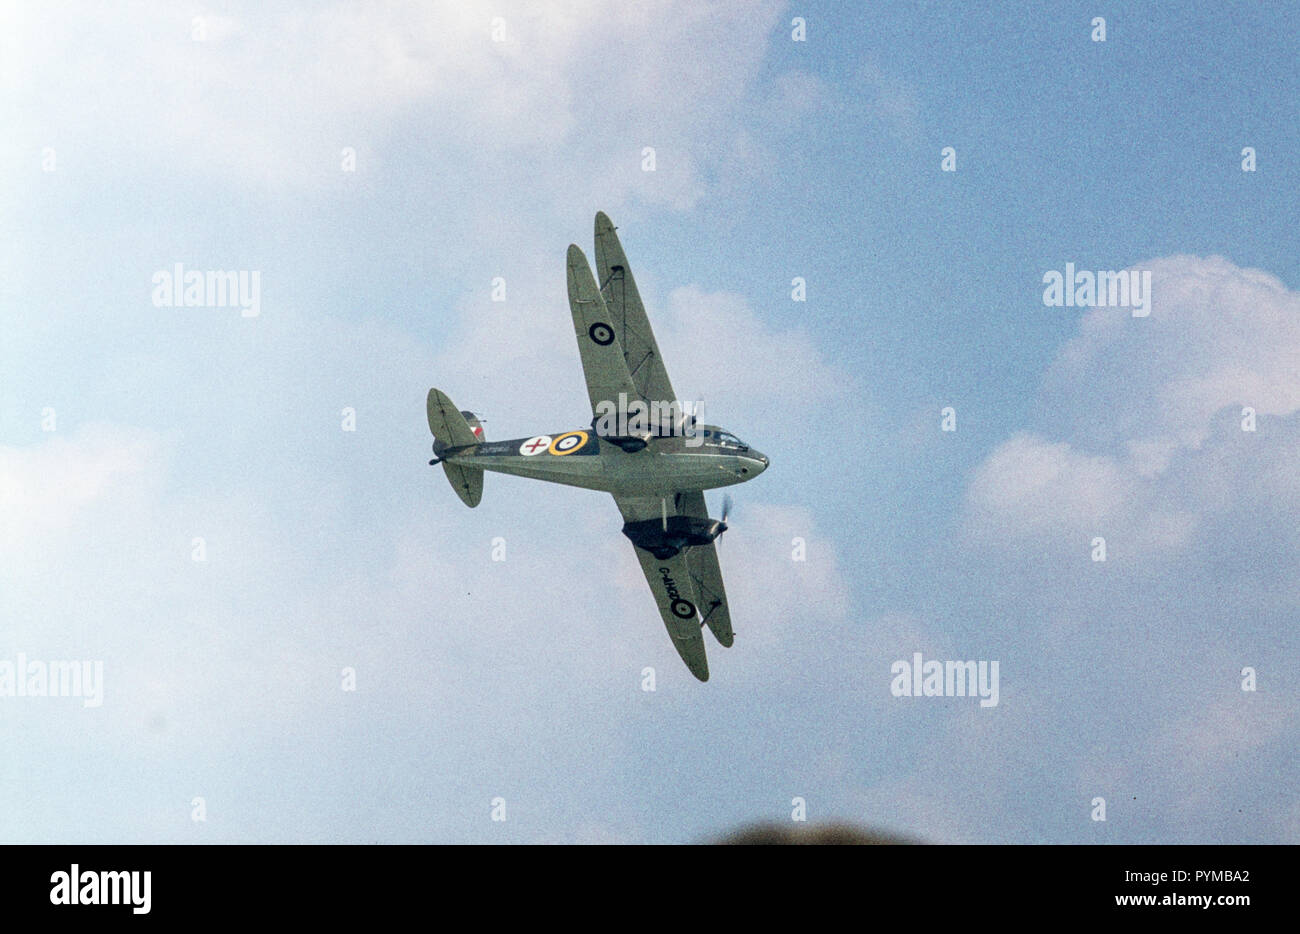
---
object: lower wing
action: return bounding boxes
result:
[630,544,710,682]
[686,538,733,648]
[617,490,737,680]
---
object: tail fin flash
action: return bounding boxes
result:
[427,388,484,508]
[427,389,480,448]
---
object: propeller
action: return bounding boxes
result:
[716,494,733,542]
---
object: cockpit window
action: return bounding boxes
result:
[697,428,747,448]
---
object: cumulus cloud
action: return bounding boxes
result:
[935,254,1300,843]
[663,284,853,417]
[965,431,1197,555]
[0,283,857,840]
[967,433,1134,534]
[0,425,164,554]
[1048,255,1300,458]
[2,0,788,206]
[965,255,1300,560]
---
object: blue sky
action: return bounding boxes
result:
[2,0,1297,843]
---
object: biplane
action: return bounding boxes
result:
[427,213,768,680]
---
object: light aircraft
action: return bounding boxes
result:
[426,213,768,681]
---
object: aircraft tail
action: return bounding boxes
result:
[441,461,483,508]
[427,388,484,508]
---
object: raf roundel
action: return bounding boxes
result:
[671,599,697,620]
[588,322,615,346]
[519,435,553,456]
[548,430,588,455]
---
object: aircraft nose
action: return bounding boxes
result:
[734,449,769,479]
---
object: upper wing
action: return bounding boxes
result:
[567,244,639,418]
[630,543,709,682]
[594,212,679,409]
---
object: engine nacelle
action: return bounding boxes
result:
[622,515,725,559]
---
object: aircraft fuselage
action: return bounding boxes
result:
[436,426,769,496]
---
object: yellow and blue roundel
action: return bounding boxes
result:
[548,430,589,455]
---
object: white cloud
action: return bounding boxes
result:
[0,425,163,553]
[1047,255,1300,456]
[662,284,858,438]
[966,255,1300,558]
[965,432,1197,554]
[968,433,1132,534]
[2,0,787,205]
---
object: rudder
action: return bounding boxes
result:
[427,388,484,508]
[427,388,481,448]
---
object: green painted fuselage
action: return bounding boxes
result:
[439,425,768,496]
